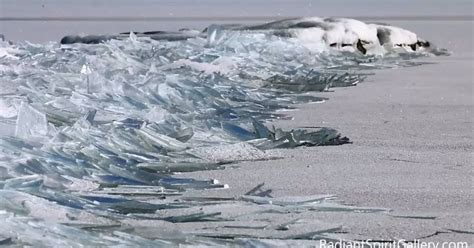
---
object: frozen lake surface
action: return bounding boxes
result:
[0,1,472,246]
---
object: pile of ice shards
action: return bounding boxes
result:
[0,25,443,246]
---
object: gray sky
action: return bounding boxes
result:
[0,0,472,42]
[2,0,473,18]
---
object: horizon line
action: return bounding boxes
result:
[1,15,473,22]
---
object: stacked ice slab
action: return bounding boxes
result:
[60,17,432,54]
[0,17,445,246]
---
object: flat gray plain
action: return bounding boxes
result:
[178,20,473,242]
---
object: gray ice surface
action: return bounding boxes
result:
[179,20,474,242]
[0,0,472,244]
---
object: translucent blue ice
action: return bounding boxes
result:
[0,23,445,245]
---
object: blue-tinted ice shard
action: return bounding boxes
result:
[0,17,448,245]
[14,103,48,140]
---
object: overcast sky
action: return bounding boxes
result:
[0,0,472,42]
[1,0,473,18]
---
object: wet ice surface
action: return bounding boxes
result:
[0,20,448,246]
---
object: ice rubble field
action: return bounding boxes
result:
[0,19,447,246]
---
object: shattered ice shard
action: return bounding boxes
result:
[0,16,449,246]
[80,64,92,75]
[81,64,92,94]
[14,103,48,139]
[206,24,225,46]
